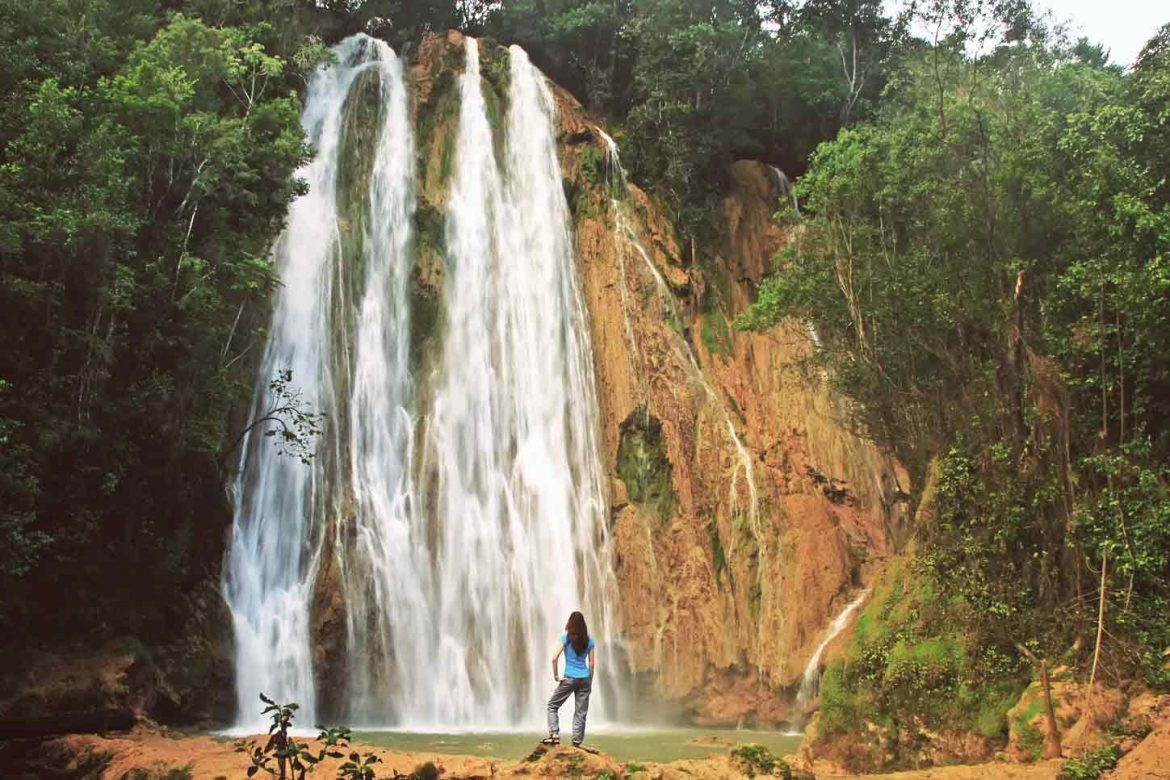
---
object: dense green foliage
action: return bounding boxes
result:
[0,1,324,638]
[817,554,1028,765]
[488,0,903,232]
[744,4,1170,763]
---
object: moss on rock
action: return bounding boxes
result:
[616,406,676,523]
[409,205,444,370]
[337,68,385,282]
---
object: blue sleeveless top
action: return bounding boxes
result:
[560,633,595,678]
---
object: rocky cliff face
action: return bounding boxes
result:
[403,34,908,725]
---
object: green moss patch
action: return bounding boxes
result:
[616,406,676,523]
[814,551,1031,771]
[336,68,386,293]
[700,308,732,357]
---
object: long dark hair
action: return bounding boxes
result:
[565,611,589,655]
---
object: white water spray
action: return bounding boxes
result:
[414,39,618,727]
[225,35,405,729]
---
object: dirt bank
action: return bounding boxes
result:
[0,728,1072,780]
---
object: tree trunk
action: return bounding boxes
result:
[1040,659,1062,759]
[1088,550,1108,696]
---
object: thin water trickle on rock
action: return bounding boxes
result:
[795,589,870,718]
[595,129,761,567]
[594,129,775,674]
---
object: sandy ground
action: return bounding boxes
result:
[818,763,1063,780]
[1106,722,1170,780]
[0,727,1079,779]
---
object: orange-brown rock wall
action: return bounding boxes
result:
[549,83,905,725]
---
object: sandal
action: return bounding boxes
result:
[540,735,560,746]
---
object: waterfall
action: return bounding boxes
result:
[794,589,870,717]
[769,165,801,217]
[339,35,422,724]
[225,35,402,728]
[226,34,620,731]
[415,38,617,727]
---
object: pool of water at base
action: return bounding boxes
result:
[352,728,804,764]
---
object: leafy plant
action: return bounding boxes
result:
[222,369,326,467]
[235,694,377,780]
[337,748,381,780]
[1058,744,1122,780]
[730,743,788,778]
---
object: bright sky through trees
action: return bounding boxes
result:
[886,0,1167,67]
[1035,0,1167,65]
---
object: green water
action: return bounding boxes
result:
[353,728,803,763]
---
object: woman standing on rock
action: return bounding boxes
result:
[542,611,596,747]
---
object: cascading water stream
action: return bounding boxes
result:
[416,39,619,727]
[227,34,620,731]
[338,38,424,725]
[595,129,761,559]
[794,589,870,718]
[769,165,801,217]
[225,34,405,729]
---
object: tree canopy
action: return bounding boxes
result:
[0,1,321,636]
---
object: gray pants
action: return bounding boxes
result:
[547,675,592,744]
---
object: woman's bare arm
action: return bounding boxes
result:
[588,647,596,677]
[552,643,564,681]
